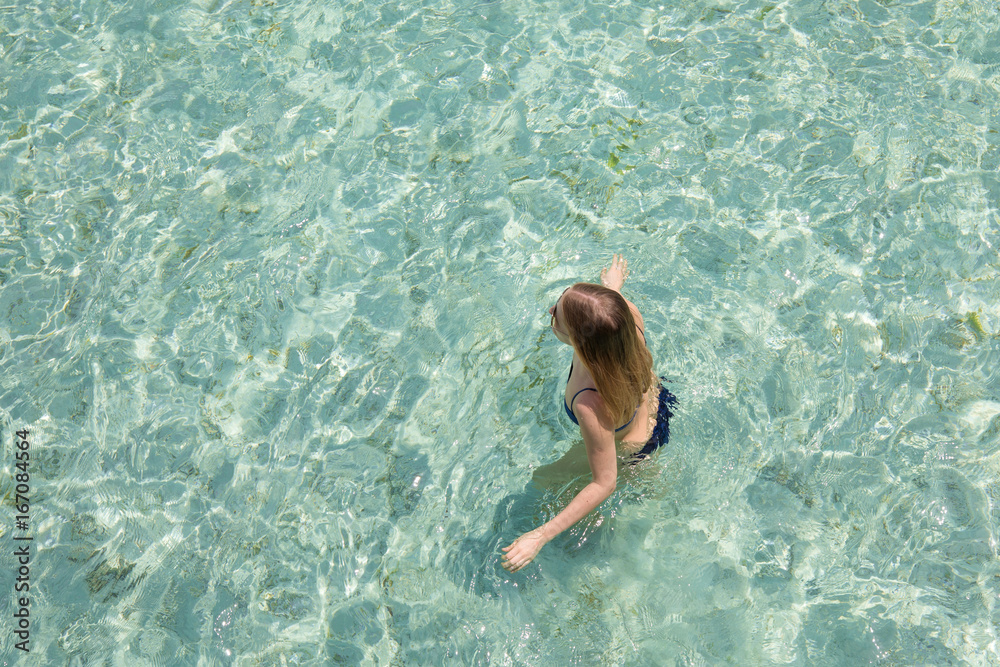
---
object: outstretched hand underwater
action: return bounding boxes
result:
[501,526,549,573]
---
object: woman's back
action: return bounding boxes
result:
[562,300,654,451]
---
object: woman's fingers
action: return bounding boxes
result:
[501,541,530,571]
[503,558,527,572]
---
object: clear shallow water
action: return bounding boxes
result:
[1,0,999,663]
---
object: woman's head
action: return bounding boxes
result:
[553,283,653,426]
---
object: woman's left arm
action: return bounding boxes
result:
[501,396,617,572]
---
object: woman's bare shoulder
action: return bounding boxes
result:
[625,299,645,331]
[571,389,616,431]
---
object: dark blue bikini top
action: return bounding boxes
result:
[563,326,645,432]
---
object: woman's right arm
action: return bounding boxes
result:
[600,254,629,293]
[601,254,645,332]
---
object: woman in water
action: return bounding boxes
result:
[501,255,676,572]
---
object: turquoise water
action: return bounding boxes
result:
[2,0,1000,663]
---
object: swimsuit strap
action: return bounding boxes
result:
[568,386,598,412]
[565,388,636,432]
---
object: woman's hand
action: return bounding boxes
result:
[501,526,550,572]
[600,254,629,292]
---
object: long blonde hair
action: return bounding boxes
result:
[561,283,654,427]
